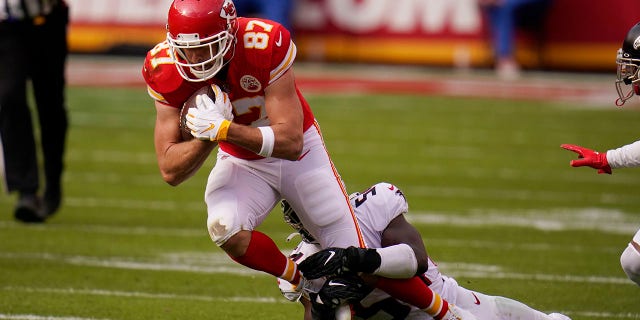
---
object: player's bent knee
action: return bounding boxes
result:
[207,214,241,247]
[620,241,640,286]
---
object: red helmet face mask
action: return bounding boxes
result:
[166,0,238,82]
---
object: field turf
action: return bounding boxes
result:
[0,84,639,319]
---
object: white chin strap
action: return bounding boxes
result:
[189,64,219,81]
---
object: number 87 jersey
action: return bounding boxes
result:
[142,14,316,160]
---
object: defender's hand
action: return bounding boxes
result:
[561,144,612,174]
[186,94,231,141]
[299,246,378,280]
[309,275,372,318]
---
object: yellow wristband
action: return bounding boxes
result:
[215,120,231,141]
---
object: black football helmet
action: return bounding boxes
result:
[616,22,640,106]
[281,200,317,243]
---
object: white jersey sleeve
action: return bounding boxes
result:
[351,182,409,248]
[606,140,640,168]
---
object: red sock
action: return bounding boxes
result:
[231,231,301,284]
[376,276,449,319]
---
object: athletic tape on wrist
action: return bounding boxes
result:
[215,120,231,141]
[258,126,275,157]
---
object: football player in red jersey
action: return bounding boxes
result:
[141,1,476,318]
[142,0,363,295]
[561,21,640,287]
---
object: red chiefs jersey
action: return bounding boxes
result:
[142,17,315,160]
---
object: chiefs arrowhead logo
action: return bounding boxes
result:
[220,0,236,19]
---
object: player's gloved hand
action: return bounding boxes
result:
[299,246,380,280]
[186,93,233,141]
[208,84,234,120]
[561,144,612,174]
[309,275,372,319]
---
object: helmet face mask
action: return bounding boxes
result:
[166,0,238,82]
[167,31,234,82]
[615,22,640,106]
[616,49,640,105]
[281,200,316,243]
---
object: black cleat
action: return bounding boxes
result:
[43,187,62,217]
[14,194,47,223]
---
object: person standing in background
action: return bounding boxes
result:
[0,0,69,222]
[478,0,551,80]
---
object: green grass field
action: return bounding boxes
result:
[1,83,639,319]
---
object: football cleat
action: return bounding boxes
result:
[442,304,478,320]
[278,276,312,302]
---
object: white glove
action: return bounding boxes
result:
[208,84,234,120]
[186,93,233,141]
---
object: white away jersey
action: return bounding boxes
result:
[607,140,640,168]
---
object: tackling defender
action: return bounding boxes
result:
[280,182,571,320]
[561,21,640,287]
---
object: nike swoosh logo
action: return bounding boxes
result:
[324,250,336,266]
[328,280,346,287]
[275,31,283,47]
[471,292,480,305]
[203,123,216,133]
[388,185,395,190]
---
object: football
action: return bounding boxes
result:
[179,84,216,141]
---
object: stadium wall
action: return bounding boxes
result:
[66,0,640,71]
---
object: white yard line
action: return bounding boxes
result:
[0,252,632,286]
[1,206,635,235]
[1,286,637,319]
[408,207,639,235]
[0,287,282,304]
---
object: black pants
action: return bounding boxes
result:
[0,4,69,196]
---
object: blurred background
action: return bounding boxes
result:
[67,0,640,75]
[2,1,639,319]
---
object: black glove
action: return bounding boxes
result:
[310,275,373,320]
[299,246,381,280]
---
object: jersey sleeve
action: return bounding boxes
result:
[268,23,296,84]
[376,182,409,223]
[353,183,409,234]
[141,41,194,108]
[607,140,640,168]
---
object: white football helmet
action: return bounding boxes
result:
[166,0,238,82]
